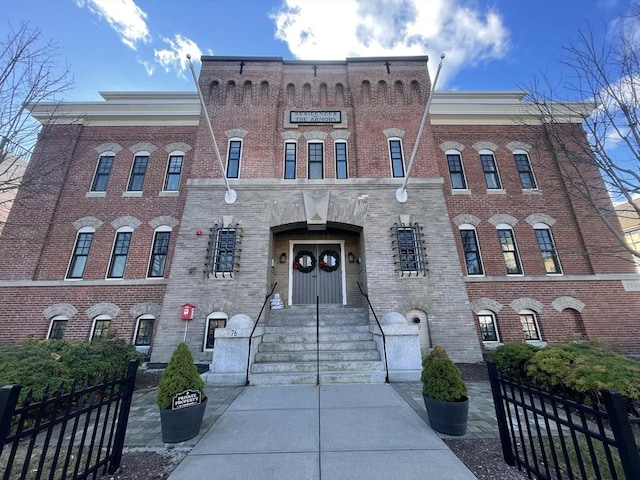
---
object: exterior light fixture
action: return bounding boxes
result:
[279,253,287,263]
[348,252,355,263]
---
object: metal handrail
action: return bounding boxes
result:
[357,282,390,383]
[245,282,278,385]
[316,296,320,386]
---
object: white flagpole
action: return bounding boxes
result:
[186,54,237,204]
[396,53,445,203]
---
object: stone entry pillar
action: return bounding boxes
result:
[374,311,422,382]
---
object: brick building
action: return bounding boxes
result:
[0,56,638,382]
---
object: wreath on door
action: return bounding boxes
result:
[293,250,316,274]
[318,250,340,273]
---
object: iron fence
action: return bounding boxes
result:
[487,361,640,480]
[0,360,138,480]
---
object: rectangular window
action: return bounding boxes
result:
[447,154,467,189]
[226,140,242,178]
[48,319,67,340]
[535,228,562,274]
[127,155,148,191]
[514,153,537,189]
[308,143,324,179]
[389,140,404,178]
[393,223,427,274]
[134,318,154,346]
[284,143,296,179]
[215,229,236,272]
[520,313,540,340]
[478,314,498,341]
[498,229,522,274]
[480,154,501,189]
[107,232,132,278]
[148,231,171,277]
[164,155,183,191]
[625,230,640,272]
[460,229,484,275]
[335,142,348,179]
[92,319,111,342]
[91,155,114,192]
[67,232,93,279]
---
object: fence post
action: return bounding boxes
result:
[0,384,22,456]
[487,362,516,466]
[601,389,640,480]
[108,360,139,474]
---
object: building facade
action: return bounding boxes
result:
[0,56,638,376]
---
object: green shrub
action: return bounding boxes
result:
[527,342,640,399]
[156,343,206,410]
[0,336,143,401]
[490,342,540,381]
[421,346,467,402]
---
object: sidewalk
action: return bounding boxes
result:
[124,382,499,479]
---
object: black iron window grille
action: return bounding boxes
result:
[391,223,428,276]
[205,224,242,278]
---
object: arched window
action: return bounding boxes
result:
[147,226,172,278]
[477,310,499,343]
[47,315,68,340]
[90,153,115,192]
[91,315,111,342]
[127,151,150,192]
[459,224,484,276]
[133,314,155,356]
[107,226,133,279]
[66,226,95,279]
[513,149,537,189]
[445,149,467,190]
[519,309,542,341]
[496,224,523,275]
[284,141,297,179]
[163,151,184,192]
[204,312,228,350]
[479,149,502,190]
[534,223,562,274]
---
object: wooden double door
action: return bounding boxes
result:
[291,243,344,305]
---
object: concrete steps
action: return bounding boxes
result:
[248,305,387,385]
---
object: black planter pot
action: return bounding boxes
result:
[159,398,207,443]
[422,394,469,436]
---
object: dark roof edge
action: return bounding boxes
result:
[200,55,429,64]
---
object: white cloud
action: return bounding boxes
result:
[154,35,204,78]
[76,0,151,50]
[271,0,510,87]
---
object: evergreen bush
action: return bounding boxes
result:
[421,346,467,402]
[490,342,539,381]
[156,343,206,410]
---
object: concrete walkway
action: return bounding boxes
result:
[163,384,476,480]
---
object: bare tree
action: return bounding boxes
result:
[524,6,639,260]
[0,21,73,230]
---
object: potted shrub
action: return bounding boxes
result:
[421,346,469,436]
[156,342,207,443]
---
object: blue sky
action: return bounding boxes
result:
[2,0,637,101]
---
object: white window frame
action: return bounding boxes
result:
[477,310,501,347]
[307,140,325,179]
[133,314,155,355]
[284,141,297,179]
[513,149,538,190]
[479,149,502,190]
[90,153,115,194]
[106,226,133,279]
[163,151,184,192]
[47,315,68,340]
[388,138,405,178]
[497,224,523,275]
[147,225,172,278]
[335,140,348,179]
[204,312,229,351]
[533,223,563,275]
[459,224,484,276]
[445,149,468,191]
[226,138,243,179]
[90,315,112,342]
[66,226,95,280]
[519,309,545,346]
[126,151,150,193]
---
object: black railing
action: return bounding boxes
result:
[356,282,389,383]
[246,282,278,385]
[0,360,138,480]
[487,362,640,480]
[316,296,320,386]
